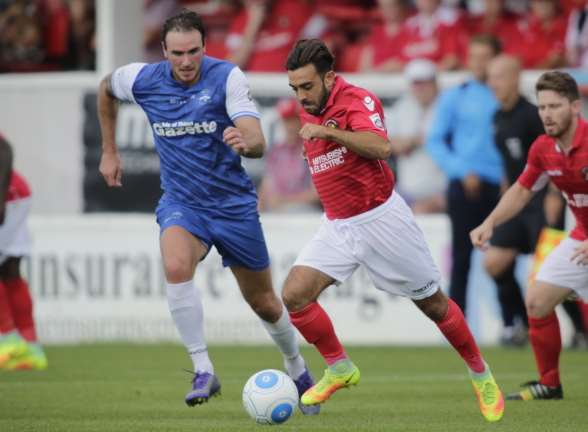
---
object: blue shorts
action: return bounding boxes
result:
[156,203,270,270]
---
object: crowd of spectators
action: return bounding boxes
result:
[1,1,586,73]
[143,0,588,73]
[0,0,95,72]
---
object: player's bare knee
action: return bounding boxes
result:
[525,296,552,319]
[414,291,448,322]
[281,285,309,312]
[249,292,281,322]
[163,255,193,283]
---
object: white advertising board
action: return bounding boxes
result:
[22,213,550,346]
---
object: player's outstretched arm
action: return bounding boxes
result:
[470,182,534,249]
[223,116,266,158]
[97,74,122,187]
[299,124,392,160]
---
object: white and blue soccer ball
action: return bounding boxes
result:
[242,369,299,425]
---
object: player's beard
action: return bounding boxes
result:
[545,111,573,138]
[304,81,330,115]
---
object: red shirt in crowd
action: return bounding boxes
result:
[226,0,314,71]
[299,76,394,220]
[518,118,588,240]
[464,12,524,57]
[519,15,568,68]
[6,171,31,202]
[399,8,464,66]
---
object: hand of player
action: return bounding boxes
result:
[570,240,588,265]
[299,124,328,141]
[463,173,481,201]
[470,221,493,250]
[99,150,122,187]
[223,126,248,155]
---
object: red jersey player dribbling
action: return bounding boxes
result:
[472,71,588,401]
[282,39,504,422]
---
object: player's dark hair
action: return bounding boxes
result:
[285,39,335,75]
[536,71,580,102]
[161,9,206,47]
[469,33,502,56]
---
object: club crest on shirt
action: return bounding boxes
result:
[324,119,338,129]
[369,113,385,130]
[198,89,212,104]
[581,166,588,181]
[363,96,375,111]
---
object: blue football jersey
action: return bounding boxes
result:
[110,56,260,215]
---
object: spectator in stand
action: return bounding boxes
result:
[463,0,524,58]
[144,0,180,63]
[358,0,412,73]
[226,0,322,72]
[520,0,568,69]
[400,0,466,70]
[387,59,446,213]
[68,0,95,70]
[426,34,503,317]
[258,98,320,213]
[565,0,588,69]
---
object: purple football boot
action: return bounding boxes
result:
[293,369,321,415]
[185,372,221,406]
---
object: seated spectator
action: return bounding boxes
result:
[399,0,466,70]
[519,0,567,68]
[464,0,524,58]
[257,98,320,213]
[358,0,413,73]
[143,0,181,63]
[565,0,588,68]
[387,59,446,213]
[226,0,321,72]
[68,0,95,70]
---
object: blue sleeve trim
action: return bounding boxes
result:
[231,111,261,120]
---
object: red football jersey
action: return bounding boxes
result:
[6,171,31,202]
[518,118,588,240]
[299,76,394,220]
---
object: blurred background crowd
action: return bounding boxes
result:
[1,0,587,73]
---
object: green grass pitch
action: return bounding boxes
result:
[1,344,587,431]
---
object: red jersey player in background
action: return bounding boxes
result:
[282,39,504,422]
[0,134,47,370]
[471,71,586,401]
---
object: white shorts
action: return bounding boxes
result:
[536,237,588,301]
[0,197,32,265]
[294,191,441,300]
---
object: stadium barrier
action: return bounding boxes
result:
[25,212,566,346]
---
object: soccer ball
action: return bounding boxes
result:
[242,369,299,425]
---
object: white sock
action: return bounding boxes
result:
[260,306,306,379]
[166,279,213,374]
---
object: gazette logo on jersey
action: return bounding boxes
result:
[152,120,217,137]
[363,96,375,111]
[308,146,348,174]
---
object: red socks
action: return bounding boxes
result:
[529,313,561,387]
[436,298,485,373]
[0,280,15,333]
[289,302,347,365]
[4,278,37,342]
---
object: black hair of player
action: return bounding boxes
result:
[161,9,206,48]
[286,39,335,76]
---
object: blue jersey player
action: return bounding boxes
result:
[96,10,318,413]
